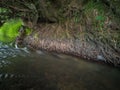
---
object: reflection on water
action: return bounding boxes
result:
[0,43,120,90]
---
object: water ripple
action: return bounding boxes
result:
[0,42,29,60]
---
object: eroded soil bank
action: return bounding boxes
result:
[20,22,120,67]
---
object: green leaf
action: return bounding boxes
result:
[95,15,105,21]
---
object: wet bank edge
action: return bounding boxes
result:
[21,34,120,67]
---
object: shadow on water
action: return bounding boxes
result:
[0,43,120,90]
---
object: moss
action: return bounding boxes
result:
[0,19,24,43]
[25,27,32,36]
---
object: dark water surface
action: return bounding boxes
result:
[0,43,120,90]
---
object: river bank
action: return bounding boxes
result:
[20,22,120,67]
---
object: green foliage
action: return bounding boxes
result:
[73,11,81,23]
[0,8,11,24]
[84,0,107,31]
[0,19,23,43]
[25,28,32,36]
[84,0,106,17]
[95,15,105,21]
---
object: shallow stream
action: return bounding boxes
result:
[0,43,120,90]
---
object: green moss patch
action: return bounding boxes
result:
[0,19,23,43]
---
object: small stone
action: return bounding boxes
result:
[97,55,105,61]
